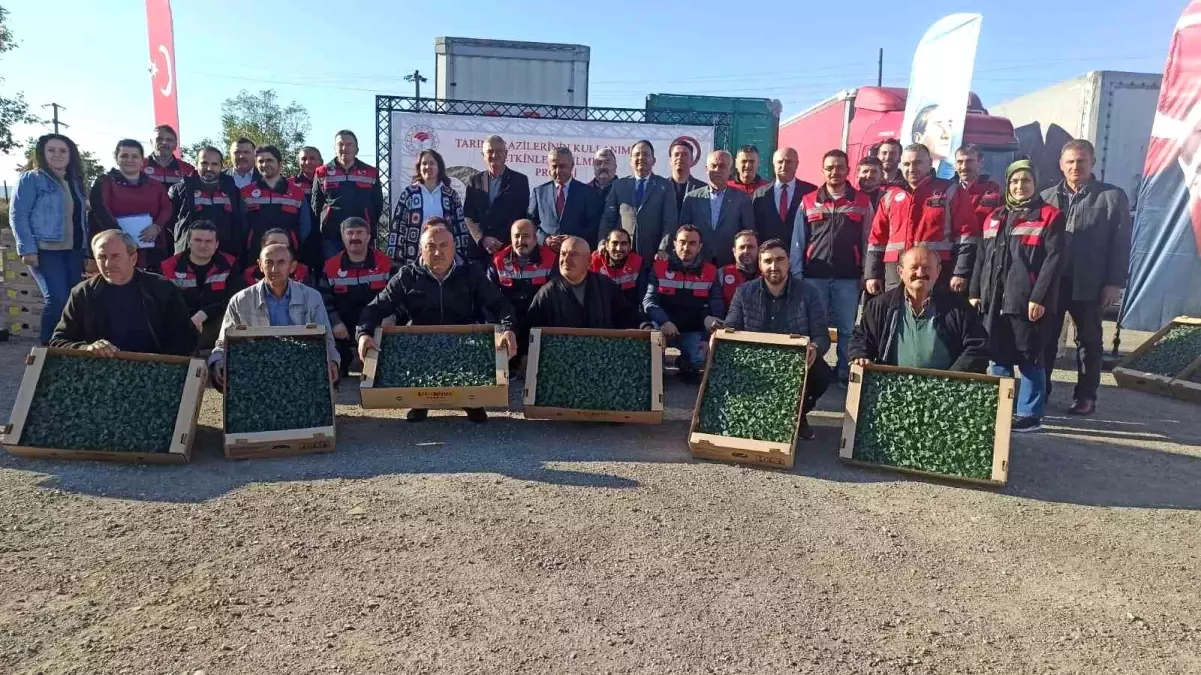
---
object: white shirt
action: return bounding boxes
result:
[774,179,798,207]
[420,184,444,220]
[230,169,256,189]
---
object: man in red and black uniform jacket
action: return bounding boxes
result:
[159,221,241,351]
[241,145,312,269]
[169,146,244,259]
[864,144,977,295]
[952,145,1004,235]
[312,130,383,260]
[143,124,195,188]
[318,218,395,375]
[590,227,646,310]
[642,224,725,382]
[242,228,312,287]
[487,219,556,369]
[293,146,323,201]
[719,229,761,306]
[728,145,770,196]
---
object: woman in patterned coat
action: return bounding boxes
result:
[386,150,469,264]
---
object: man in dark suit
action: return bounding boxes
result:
[598,140,678,269]
[528,147,597,250]
[466,135,531,265]
[752,146,817,270]
[667,139,706,212]
[676,150,754,267]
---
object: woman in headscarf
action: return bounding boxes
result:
[385,149,469,264]
[970,159,1066,433]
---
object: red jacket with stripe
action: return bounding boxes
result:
[144,155,196,187]
[802,186,873,280]
[718,263,758,305]
[241,177,310,267]
[318,249,395,329]
[160,250,240,320]
[590,250,645,307]
[970,203,1066,317]
[957,176,1004,233]
[865,176,978,281]
[488,244,557,319]
[312,159,384,242]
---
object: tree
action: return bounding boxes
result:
[220,89,311,176]
[182,137,215,164]
[0,6,40,154]
[22,136,106,186]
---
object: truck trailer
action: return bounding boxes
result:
[435,37,590,107]
[777,86,1018,187]
[991,70,1161,201]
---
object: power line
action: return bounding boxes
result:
[42,103,69,133]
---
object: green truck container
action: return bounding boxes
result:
[645,94,782,180]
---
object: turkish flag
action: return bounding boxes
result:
[146,0,180,150]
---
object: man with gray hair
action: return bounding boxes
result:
[528,146,597,249]
[674,149,754,266]
[466,134,530,264]
[51,230,198,356]
[589,148,619,225]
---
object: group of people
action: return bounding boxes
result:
[10,126,1132,434]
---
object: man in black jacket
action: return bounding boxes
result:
[356,224,517,423]
[160,221,241,351]
[465,135,531,264]
[526,237,642,330]
[1039,139,1132,416]
[52,230,198,356]
[849,246,989,373]
[169,146,244,258]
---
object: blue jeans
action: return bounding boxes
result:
[27,248,85,344]
[671,331,707,373]
[806,277,860,378]
[990,362,1046,420]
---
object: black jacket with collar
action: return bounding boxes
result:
[355,262,516,339]
[1040,177,1132,301]
[50,269,199,356]
[466,167,531,258]
[525,272,642,330]
[849,286,989,373]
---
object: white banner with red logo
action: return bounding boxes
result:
[1122,0,1201,330]
[389,112,714,210]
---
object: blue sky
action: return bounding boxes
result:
[0,0,1187,190]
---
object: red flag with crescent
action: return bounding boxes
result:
[146,0,180,150]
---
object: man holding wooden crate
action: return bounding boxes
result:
[209,243,340,391]
[527,237,642,330]
[643,225,725,383]
[319,218,396,378]
[723,238,832,439]
[51,231,198,357]
[849,246,989,374]
[355,224,517,424]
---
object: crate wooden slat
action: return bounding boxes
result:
[522,327,664,423]
[687,329,810,470]
[0,347,207,464]
[838,363,1014,487]
[360,324,509,409]
[1112,316,1201,401]
[222,324,336,459]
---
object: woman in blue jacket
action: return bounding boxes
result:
[11,134,89,344]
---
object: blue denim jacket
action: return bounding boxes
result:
[10,169,87,256]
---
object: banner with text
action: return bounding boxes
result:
[899,13,983,179]
[389,112,715,210]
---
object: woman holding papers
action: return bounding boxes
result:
[10,133,90,344]
[88,139,173,273]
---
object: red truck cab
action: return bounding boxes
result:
[780,86,1019,186]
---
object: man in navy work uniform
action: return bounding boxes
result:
[643,224,724,383]
[319,217,395,377]
[312,130,384,259]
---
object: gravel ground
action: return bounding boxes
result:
[0,324,1199,674]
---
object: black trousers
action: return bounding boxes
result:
[1042,277,1103,403]
[803,357,832,417]
[335,338,355,377]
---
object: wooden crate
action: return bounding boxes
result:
[839,363,1014,487]
[222,325,336,459]
[523,328,664,423]
[1112,316,1201,401]
[0,348,207,464]
[688,330,811,470]
[360,324,509,409]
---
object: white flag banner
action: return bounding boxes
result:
[899,13,983,179]
[389,112,715,210]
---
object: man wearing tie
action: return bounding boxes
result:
[752,147,817,276]
[528,147,597,250]
[674,150,754,267]
[598,140,678,269]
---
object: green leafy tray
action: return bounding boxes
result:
[696,340,808,443]
[533,333,653,411]
[225,335,333,434]
[1122,323,1201,377]
[844,366,1011,485]
[17,353,189,453]
[374,330,497,388]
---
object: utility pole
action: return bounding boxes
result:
[42,103,69,134]
[404,70,428,103]
[877,49,883,87]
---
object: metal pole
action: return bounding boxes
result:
[42,103,69,133]
[877,49,883,87]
